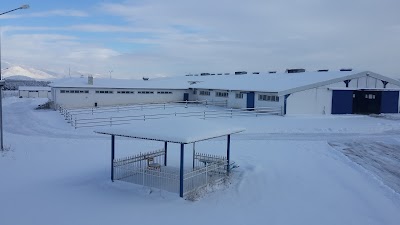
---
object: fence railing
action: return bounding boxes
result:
[59,100,227,118]
[63,106,281,129]
[113,150,231,196]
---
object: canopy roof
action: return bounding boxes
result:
[94,118,245,144]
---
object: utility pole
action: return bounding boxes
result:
[0,4,30,150]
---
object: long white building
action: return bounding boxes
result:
[18,86,52,99]
[50,70,400,115]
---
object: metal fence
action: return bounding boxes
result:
[60,104,282,129]
[184,153,228,195]
[113,150,230,196]
[59,100,227,118]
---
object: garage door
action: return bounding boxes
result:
[381,91,399,113]
[331,90,353,114]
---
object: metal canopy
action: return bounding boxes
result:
[94,118,245,144]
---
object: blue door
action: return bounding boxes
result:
[247,92,255,109]
[183,93,189,101]
[331,90,353,114]
[381,91,399,113]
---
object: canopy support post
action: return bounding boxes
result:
[227,134,231,175]
[192,142,196,169]
[180,143,185,198]
[111,135,115,182]
[164,142,167,166]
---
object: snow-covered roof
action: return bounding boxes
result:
[50,76,190,90]
[190,71,362,93]
[49,71,400,95]
[94,118,245,144]
[18,86,51,91]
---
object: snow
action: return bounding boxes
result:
[49,70,361,93]
[95,118,245,143]
[50,76,191,89]
[2,65,56,80]
[1,97,400,225]
[18,86,52,91]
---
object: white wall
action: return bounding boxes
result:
[286,74,400,115]
[19,90,51,99]
[286,87,332,115]
[254,92,282,109]
[53,88,188,108]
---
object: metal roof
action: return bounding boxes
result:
[94,118,245,144]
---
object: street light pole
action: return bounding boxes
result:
[0,4,30,150]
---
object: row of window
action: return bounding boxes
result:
[199,91,211,96]
[216,92,229,98]
[157,91,173,94]
[60,90,89,94]
[60,90,174,95]
[117,91,135,94]
[137,91,154,94]
[258,94,279,102]
[235,93,244,99]
[27,91,51,93]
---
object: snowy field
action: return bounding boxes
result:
[1,97,400,225]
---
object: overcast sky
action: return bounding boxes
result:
[1,0,399,79]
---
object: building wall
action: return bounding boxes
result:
[286,75,400,115]
[192,89,247,108]
[19,90,51,99]
[53,87,188,108]
[254,92,283,109]
[286,87,332,115]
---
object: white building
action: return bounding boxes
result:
[50,77,189,109]
[50,70,400,115]
[18,86,52,99]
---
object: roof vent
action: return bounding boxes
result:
[234,71,247,75]
[88,75,93,85]
[317,69,329,72]
[252,72,260,74]
[224,73,230,75]
[142,77,149,81]
[268,71,277,74]
[200,73,210,76]
[286,68,306,73]
[340,68,353,72]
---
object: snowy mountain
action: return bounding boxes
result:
[1,65,57,80]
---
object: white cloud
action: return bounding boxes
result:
[2,0,400,78]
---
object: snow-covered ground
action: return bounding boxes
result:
[1,97,400,225]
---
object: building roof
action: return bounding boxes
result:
[50,76,190,90]
[94,118,245,144]
[49,71,400,96]
[18,86,51,91]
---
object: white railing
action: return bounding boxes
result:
[113,150,231,196]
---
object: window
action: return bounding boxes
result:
[259,94,279,102]
[235,93,243,99]
[61,89,89,94]
[193,90,197,94]
[138,91,154,94]
[157,91,173,94]
[199,90,210,96]
[117,91,134,94]
[216,92,229,98]
[96,90,113,94]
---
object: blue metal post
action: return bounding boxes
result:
[227,135,231,174]
[111,135,115,182]
[180,143,185,197]
[164,142,167,166]
[284,94,291,115]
